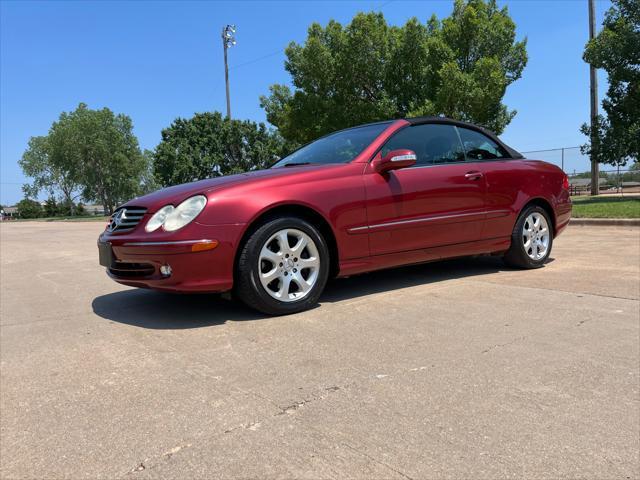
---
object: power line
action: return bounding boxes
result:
[521,147,581,154]
[226,0,396,72]
[229,49,283,70]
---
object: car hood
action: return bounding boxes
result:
[122,164,342,212]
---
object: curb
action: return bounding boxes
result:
[570,218,640,227]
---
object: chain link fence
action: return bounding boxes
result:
[521,147,640,196]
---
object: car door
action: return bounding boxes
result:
[456,126,519,240]
[362,123,487,256]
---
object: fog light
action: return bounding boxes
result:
[160,265,172,277]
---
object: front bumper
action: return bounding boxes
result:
[98,223,245,293]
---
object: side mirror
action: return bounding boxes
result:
[374,149,417,173]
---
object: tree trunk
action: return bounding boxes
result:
[104,194,113,216]
[62,188,74,216]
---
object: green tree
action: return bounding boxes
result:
[19,136,81,214]
[20,103,150,215]
[140,149,160,194]
[75,202,86,216]
[153,112,289,187]
[55,103,148,214]
[43,196,59,217]
[15,198,43,219]
[581,0,639,166]
[260,1,527,144]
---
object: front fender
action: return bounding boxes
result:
[196,164,370,262]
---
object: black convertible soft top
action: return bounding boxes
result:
[405,116,524,160]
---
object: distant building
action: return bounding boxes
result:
[84,205,106,215]
[1,206,18,220]
[0,204,106,220]
[568,178,607,188]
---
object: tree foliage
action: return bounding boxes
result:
[153,112,290,187]
[42,196,86,217]
[260,0,527,144]
[43,197,59,217]
[19,135,81,214]
[581,0,639,166]
[20,103,151,214]
[140,149,160,194]
[54,104,149,214]
[15,198,43,219]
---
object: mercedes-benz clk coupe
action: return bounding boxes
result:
[98,117,572,314]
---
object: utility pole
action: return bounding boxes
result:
[588,0,599,196]
[221,24,236,119]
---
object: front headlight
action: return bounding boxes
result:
[145,205,175,232]
[163,195,207,232]
[144,195,207,233]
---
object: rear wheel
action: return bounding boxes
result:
[235,216,330,315]
[504,205,553,269]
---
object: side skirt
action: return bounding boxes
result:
[337,237,511,277]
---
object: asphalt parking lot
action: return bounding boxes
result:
[1,222,639,479]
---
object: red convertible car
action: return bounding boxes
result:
[98,117,571,314]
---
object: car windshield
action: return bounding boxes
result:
[271,122,392,168]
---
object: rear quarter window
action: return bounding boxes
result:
[457,127,509,161]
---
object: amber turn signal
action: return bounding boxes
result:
[191,240,219,252]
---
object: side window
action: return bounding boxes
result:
[457,127,509,161]
[381,124,465,167]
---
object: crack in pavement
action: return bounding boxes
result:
[124,443,191,476]
[343,442,415,480]
[124,368,441,476]
[123,385,346,477]
[481,336,526,354]
[224,421,262,434]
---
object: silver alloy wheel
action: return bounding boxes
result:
[522,212,550,260]
[258,228,320,302]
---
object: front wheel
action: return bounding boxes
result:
[235,216,330,315]
[504,206,553,269]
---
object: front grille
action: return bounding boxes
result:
[109,262,155,278]
[107,207,147,233]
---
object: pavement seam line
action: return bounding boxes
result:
[463,279,639,302]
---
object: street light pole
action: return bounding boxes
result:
[588,0,599,196]
[221,24,236,119]
[223,38,231,119]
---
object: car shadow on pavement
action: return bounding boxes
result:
[92,255,553,329]
[91,290,263,329]
[322,255,518,303]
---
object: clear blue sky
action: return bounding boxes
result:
[0,0,611,206]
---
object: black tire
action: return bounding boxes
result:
[503,205,554,269]
[235,216,330,315]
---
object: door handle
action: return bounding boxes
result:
[465,171,483,180]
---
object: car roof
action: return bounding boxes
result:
[345,116,523,159]
[321,116,524,160]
